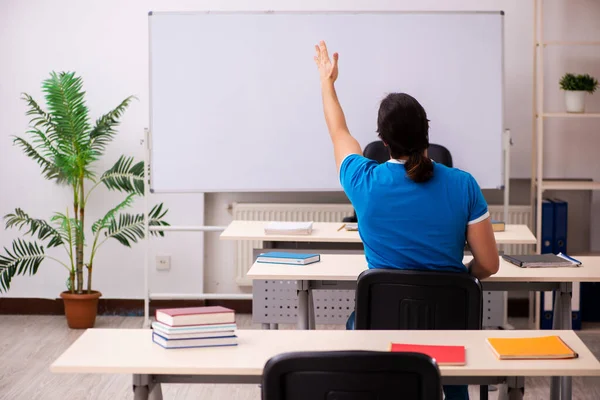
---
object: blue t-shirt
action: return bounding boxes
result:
[340,154,489,273]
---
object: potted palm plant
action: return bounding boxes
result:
[0,72,169,329]
[559,73,598,113]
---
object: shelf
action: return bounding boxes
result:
[541,41,600,47]
[542,113,600,118]
[540,180,600,191]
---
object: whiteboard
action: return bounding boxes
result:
[149,11,504,192]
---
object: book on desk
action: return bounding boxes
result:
[264,221,313,235]
[256,252,320,265]
[487,336,578,360]
[390,343,466,366]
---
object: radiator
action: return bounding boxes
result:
[232,203,533,286]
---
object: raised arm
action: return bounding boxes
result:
[314,41,361,170]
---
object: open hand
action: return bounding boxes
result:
[314,40,339,83]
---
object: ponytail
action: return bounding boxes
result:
[405,152,434,183]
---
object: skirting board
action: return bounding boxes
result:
[0,298,527,318]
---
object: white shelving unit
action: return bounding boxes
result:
[531,0,600,253]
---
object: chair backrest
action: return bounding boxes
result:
[262,350,442,400]
[362,141,452,168]
[362,141,389,164]
[355,269,482,330]
[427,143,453,168]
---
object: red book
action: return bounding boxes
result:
[155,306,235,327]
[390,343,466,366]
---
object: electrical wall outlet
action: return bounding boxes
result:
[156,255,171,271]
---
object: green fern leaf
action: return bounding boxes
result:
[0,239,46,292]
[4,209,64,248]
[92,194,136,234]
[89,96,135,157]
[50,213,83,248]
[100,155,144,195]
[105,203,169,247]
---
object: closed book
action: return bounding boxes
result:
[152,321,237,335]
[256,252,320,265]
[486,336,578,360]
[502,253,581,268]
[152,332,238,349]
[344,223,358,231]
[155,306,235,327]
[491,220,505,232]
[389,343,466,366]
[264,221,313,235]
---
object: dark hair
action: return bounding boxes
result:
[377,93,433,183]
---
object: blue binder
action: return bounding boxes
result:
[541,199,554,254]
[540,199,580,330]
[552,199,568,254]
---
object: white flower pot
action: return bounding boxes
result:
[564,90,586,113]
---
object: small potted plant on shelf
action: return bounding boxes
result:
[0,72,169,329]
[559,73,598,113]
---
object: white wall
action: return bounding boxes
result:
[1,0,599,299]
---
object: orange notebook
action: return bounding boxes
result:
[487,336,578,360]
[390,343,466,366]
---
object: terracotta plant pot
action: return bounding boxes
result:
[60,290,102,329]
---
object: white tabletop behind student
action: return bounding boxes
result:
[313,41,500,400]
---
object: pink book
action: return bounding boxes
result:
[155,306,235,327]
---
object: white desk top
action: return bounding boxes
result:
[220,221,536,245]
[247,254,600,283]
[50,329,600,377]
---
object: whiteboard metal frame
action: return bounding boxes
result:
[147,10,505,193]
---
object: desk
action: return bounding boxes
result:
[51,329,599,400]
[223,220,536,329]
[220,221,537,245]
[247,255,600,330]
[247,254,600,400]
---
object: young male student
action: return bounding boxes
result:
[314,41,499,400]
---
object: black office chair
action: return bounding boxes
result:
[427,143,453,168]
[354,269,487,399]
[262,350,442,400]
[342,141,453,223]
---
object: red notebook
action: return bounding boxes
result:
[390,343,466,366]
[155,306,235,327]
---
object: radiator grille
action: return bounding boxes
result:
[232,203,533,286]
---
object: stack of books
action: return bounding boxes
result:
[264,221,313,235]
[152,306,237,349]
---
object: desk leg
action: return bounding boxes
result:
[506,377,524,400]
[270,323,279,330]
[297,282,309,330]
[261,323,270,330]
[550,282,573,400]
[133,374,162,400]
[308,288,316,330]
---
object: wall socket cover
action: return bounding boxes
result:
[156,255,171,271]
